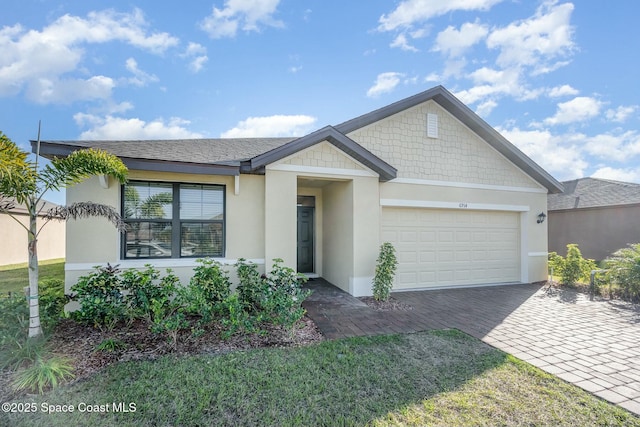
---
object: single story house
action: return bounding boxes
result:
[35,86,562,296]
[548,177,640,261]
[0,198,65,266]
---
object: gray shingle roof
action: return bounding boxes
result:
[37,138,296,165]
[548,177,640,210]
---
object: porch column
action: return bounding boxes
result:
[264,169,297,271]
[350,176,380,296]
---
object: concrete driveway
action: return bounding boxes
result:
[303,280,640,415]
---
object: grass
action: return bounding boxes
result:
[0,259,64,294]
[4,329,639,427]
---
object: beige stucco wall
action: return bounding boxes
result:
[0,212,65,266]
[65,171,267,293]
[549,205,640,261]
[322,180,354,292]
[348,100,541,189]
[264,169,297,271]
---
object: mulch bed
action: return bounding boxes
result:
[0,316,323,402]
[359,296,414,311]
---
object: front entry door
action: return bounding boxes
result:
[297,206,314,272]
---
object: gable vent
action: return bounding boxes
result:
[427,113,438,138]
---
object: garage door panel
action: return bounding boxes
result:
[382,207,520,290]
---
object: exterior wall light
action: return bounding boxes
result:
[537,212,547,224]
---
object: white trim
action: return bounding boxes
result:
[380,198,530,212]
[520,212,528,283]
[66,258,266,271]
[528,252,548,257]
[268,163,377,178]
[392,281,523,292]
[234,175,240,195]
[98,175,109,189]
[389,177,547,194]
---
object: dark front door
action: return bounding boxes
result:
[297,206,314,272]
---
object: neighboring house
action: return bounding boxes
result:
[0,199,66,266]
[35,86,562,296]
[548,177,640,261]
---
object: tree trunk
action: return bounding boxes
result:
[28,201,42,338]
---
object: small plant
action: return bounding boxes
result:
[70,264,127,329]
[122,266,180,322]
[236,258,267,313]
[150,305,188,350]
[95,338,127,353]
[260,259,311,330]
[1,335,47,371]
[219,293,256,339]
[605,243,640,303]
[11,355,75,394]
[549,244,596,287]
[190,258,231,305]
[39,278,69,331]
[373,242,398,301]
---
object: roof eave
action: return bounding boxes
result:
[249,126,397,181]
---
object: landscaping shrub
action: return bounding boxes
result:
[38,278,68,330]
[121,265,180,322]
[373,242,398,301]
[189,258,231,305]
[70,264,127,330]
[605,243,640,303]
[547,244,596,286]
[219,293,257,338]
[236,258,267,313]
[11,354,74,394]
[260,259,311,330]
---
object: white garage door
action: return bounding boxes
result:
[381,208,520,290]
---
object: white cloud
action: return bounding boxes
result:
[548,84,579,97]
[592,167,640,183]
[0,9,178,103]
[220,115,317,138]
[605,105,638,123]
[543,96,602,126]
[486,2,575,73]
[433,21,488,57]
[497,126,587,180]
[28,75,115,105]
[390,33,418,52]
[182,42,208,73]
[124,58,159,86]
[74,113,202,139]
[378,0,503,32]
[475,99,497,117]
[367,72,404,98]
[583,130,640,162]
[201,0,283,39]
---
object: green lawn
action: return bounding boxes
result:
[0,259,64,294]
[4,329,638,427]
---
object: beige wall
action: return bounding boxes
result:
[348,100,541,189]
[322,180,353,292]
[65,171,268,293]
[549,205,640,261]
[0,212,65,266]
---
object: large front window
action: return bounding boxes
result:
[122,181,225,259]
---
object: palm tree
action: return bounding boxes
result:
[0,130,128,338]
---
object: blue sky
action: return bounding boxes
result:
[2,0,639,205]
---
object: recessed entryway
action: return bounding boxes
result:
[297,195,315,273]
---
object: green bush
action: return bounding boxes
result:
[219,293,257,339]
[39,278,68,330]
[121,265,180,322]
[0,293,28,349]
[373,242,398,301]
[547,244,595,286]
[236,258,267,313]
[605,243,640,303]
[260,259,310,330]
[70,264,127,330]
[190,258,231,305]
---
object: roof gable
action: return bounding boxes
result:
[249,126,397,181]
[336,86,563,194]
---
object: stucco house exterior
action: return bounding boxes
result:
[0,199,65,266]
[548,177,640,261]
[35,86,562,296]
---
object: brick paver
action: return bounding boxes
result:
[303,280,640,416]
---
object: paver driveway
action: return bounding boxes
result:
[303,280,640,415]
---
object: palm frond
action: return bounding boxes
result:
[0,133,37,200]
[46,202,127,232]
[40,148,128,192]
